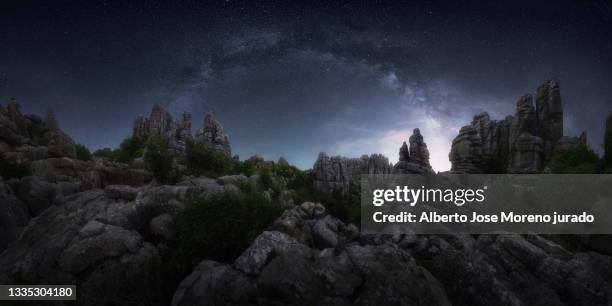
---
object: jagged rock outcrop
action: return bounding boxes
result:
[132,105,231,157]
[536,80,564,160]
[195,112,231,157]
[172,203,612,305]
[172,203,452,306]
[0,99,76,161]
[0,176,29,252]
[394,128,434,174]
[313,128,435,199]
[132,103,193,156]
[449,80,575,173]
[313,153,392,199]
[0,176,243,306]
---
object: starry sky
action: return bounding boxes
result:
[2,0,612,171]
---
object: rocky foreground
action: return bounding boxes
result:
[1,175,612,305]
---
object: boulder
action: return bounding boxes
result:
[172,204,451,306]
[105,184,139,201]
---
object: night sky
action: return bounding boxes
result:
[2,1,612,171]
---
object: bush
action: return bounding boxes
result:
[143,136,175,183]
[92,137,145,164]
[176,183,282,265]
[0,155,30,179]
[550,145,600,174]
[186,142,231,177]
[75,143,92,161]
[92,147,113,159]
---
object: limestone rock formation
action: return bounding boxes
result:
[172,202,612,306]
[172,203,452,306]
[313,128,435,199]
[132,103,192,155]
[0,176,241,306]
[449,80,576,173]
[313,153,392,199]
[394,128,434,174]
[195,112,231,157]
[536,80,564,160]
[0,99,76,160]
[132,105,231,157]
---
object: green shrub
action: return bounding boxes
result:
[143,136,175,183]
[286,169,315,204]
[186,142,231,177]
[91,137,145,164]
[75,144,92,161]
[0,155,30,179]
[176,183,282,265]
[92,147,113,159]
[550,145,600,174]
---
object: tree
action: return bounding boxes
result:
[186,142,231,177]
[143,136,174,183]
[75,143,92,161]
[550,145,600,174]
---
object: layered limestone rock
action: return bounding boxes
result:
[313,153,392,199]
[172,203,612,306]
[195,112,231,157]
[394,128,434,174]
[132,103,191,155]
[449,80,575,173]
[132,105,231,157]
[0,99,76,162]
[313,129,434,199]
[0,176,243,306]
[536,80,564,160]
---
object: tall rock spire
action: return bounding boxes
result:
[394,128,433,174]
[195,112,231,157]
[408,128,431,168]
[536,79,563,161]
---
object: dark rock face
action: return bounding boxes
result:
[0,176,29,252]
[536,80,564,160]
[0,99,76,162]
[30,157,153,190]
[172,203,612,305]
[195,112,231,157]
[172,203,452,306]
[313,153,392,199]
[394,128,434,174]
[0,177,241,306]
[449,80,574,173]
